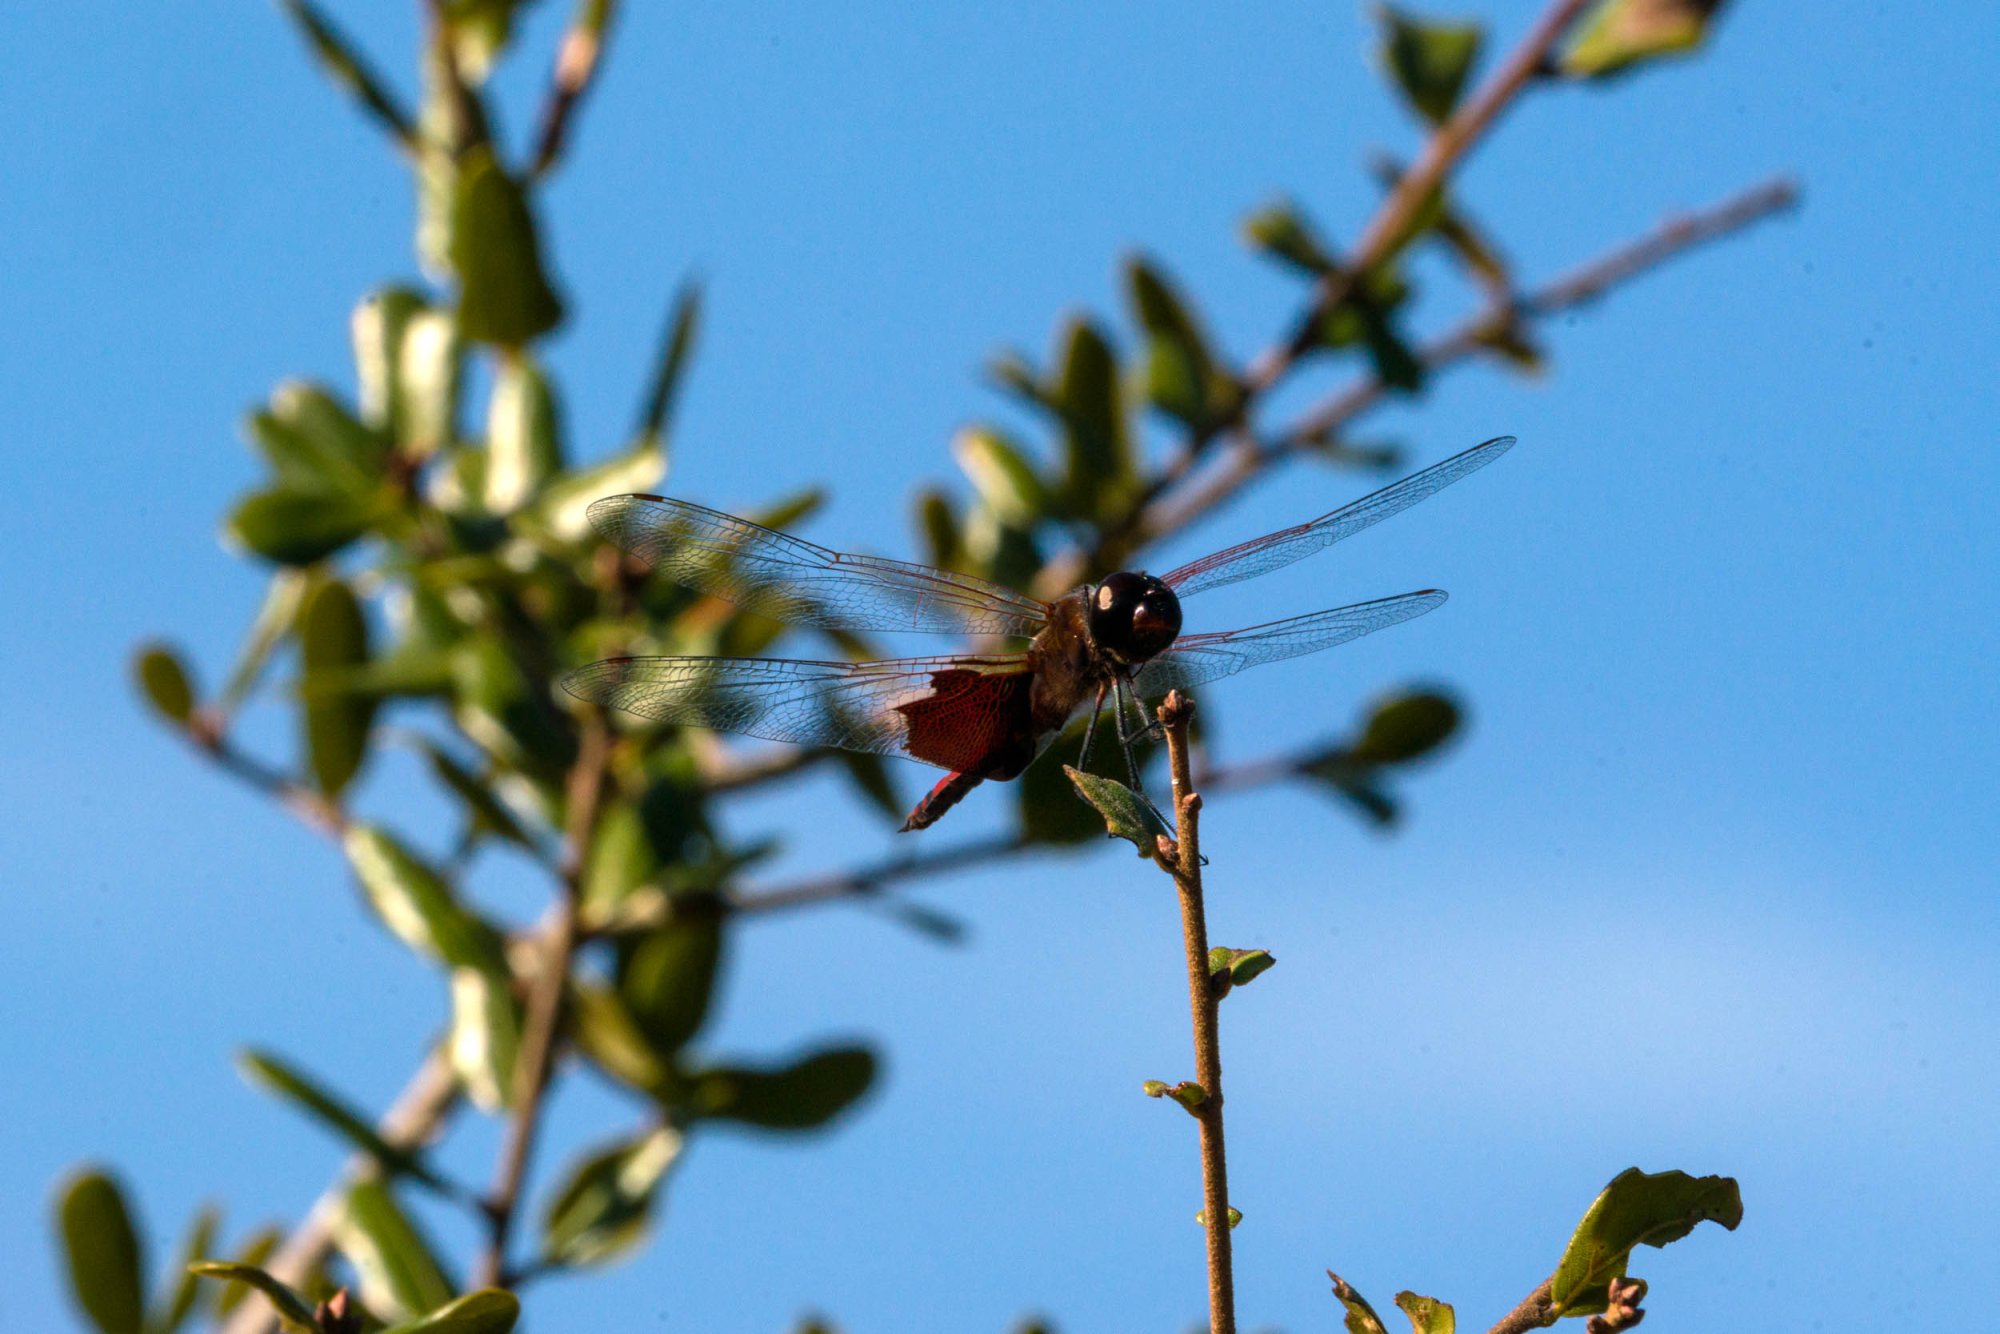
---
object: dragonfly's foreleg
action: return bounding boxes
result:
[1113,677,1172,826]
[1077,681,1107,772]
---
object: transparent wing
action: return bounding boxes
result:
[563,652,1034,772]
[1132,590,1447,696]
[1159,436,1514,598]
[588,494,1048,638]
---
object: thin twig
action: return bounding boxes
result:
[530,0,620,178]
[189,718,348,838]
[1488,1278,1558,1334]
[475,712,611,1288]
[727,830,1029,915]
[1154,691,1234,1333]
[1140,175,1799,548]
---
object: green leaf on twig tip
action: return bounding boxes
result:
[330,1181,455,1323]
[1194,1206,1242,1228]
[236,1050,445,1188]
[1141,1080,1171,1097]
[1394,1291,1456,1334]
[692,1045,879,1131]
[1379,6,1484,125]
[954,426,1050,526]
[1559,0,1725,79]
[277,0,416,145]
[379,1288,521,1334]
[187,1263,317,1333]
[1209,947,1276,988]
[636,279,702,451]
[56,1169,145,1334]
[1351,690,1461,764]
[224,487,383,566]
[1126,256,1236,428]
[134,642,196,726]
[1052,318,1139,523]
[300,577,377,799]
[448,146,564,346]
[1550,1167,1743,1314]
[1063,766,1171,856]
[449,964,523,1112]
[1328,1271,1391,1334]
[344,825,508,971]
[1243,200,1339,277]
[540,1126,683,1268]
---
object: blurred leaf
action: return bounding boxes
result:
[875,899,968,945]
[186,1263,316,1333]
[987,348,1054,410]
[914,488,961,571]
[277,0,416,145]
[636,279,702,452]
[450,633,577,780]
[567,979,673,1096]
[218,572,311,714]
[300,578,377,798]
[134,642,196,726]
[1063,766,1170,857]
[1379,6,1485,125]
[444,0,522,82]
[449,145,564,346]
[331,1181,455,1324]
[224,487,382,566]
[530,436,666,542]
[236,1050,445,1188]
[1126,256,1235,428]
[449,964,523,1112]
[1560,0,1725,78]
[1394,1292,1456,1334]
[692,1045,878,1132]
[211,1227,281,1317]
[1368,155,1510,289]
[1052,318,1138,522]
[1243,200,1339,277]
[1328,1271,1390,1334]
[421,742,536,849]
[1550,1168,1742,1314]
[155,1204,220,1333]
[582,801,658,920]
[954,426,1049,526]
[1350,690,1461,764]
[56,1169,145,1334]
[1475,319,1546,374]
[352,286,427,433]
[344,824,508,971]
[250,383,390,496]
[617,898,725,1055]
[400,308,463,457]
[380,1288,521,1334]
[1019,743,1107,845]
[836,749,905,823]
[484,353,564,512]
[540,1126,682,1267]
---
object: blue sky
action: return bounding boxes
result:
[2,2,1995,1331]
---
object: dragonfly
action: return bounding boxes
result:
[564,434,1515,831]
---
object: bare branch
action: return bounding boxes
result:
[530,0,621,179]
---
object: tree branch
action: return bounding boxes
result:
[529,0,620,178]
[1487,1278,1557,1334]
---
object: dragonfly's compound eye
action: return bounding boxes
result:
[1090,572,1183,664]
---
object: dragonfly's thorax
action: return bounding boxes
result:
[1085,571,1183,668]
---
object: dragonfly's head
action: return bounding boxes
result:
[1090,571,1183,666]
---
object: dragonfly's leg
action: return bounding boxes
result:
[1116,677,1178,828]
[1076,682,1107,772]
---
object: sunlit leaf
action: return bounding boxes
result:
[1550,1167,1742,1314]
[1328,1271,1391,1334]
[449,145,565,346]
[300,578,377,798]
[211,1227,281,1317]
[530,437,666,543]
[1379,6,1485,125]
[449,633,577,780]
[400,308,463,457]
[444,0,523,83]
[692,1045,878,1131]
[566,979,673,1096]
[484,352,564,512]
[449,964,523,1112]
[1063,766,1170,857]
[134,642,197,726]
[343,825,508,971]
[352,286,427,433]
[954,426,1049,526]
[330,1181,455,1323]
[540,1126,682,1267]
[55,1169,145,1334]
[1560,0,1726,78]
[379,1287,521,1334]
[186,1262,316,1333]
[237,1050,445,1187]
[1394,1291,1456,1334]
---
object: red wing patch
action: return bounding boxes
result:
[894,666,1036,777]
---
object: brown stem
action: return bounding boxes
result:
[474,712,611,1288]
[727,830,1028,915]
[1487,1278,1558,1334]
[1156,691,1234,1333]
[189,721,348,838]
[529,0,620,178]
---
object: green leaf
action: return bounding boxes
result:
[210,1227,281,1317]
[300,578,377,798]
[1560,0,1724,79]
[134,642,197,726]
[1052,318,1137,522]
[379,1288,522,1334]
[484,352,564,512]
[449,963,523,1112]
[1194,1206,1242,1228]
[1208,947,1276,988]
[352,286,427,433]
[567,980,673,1095]
[185,1263,316,1333]
[56,1169,145,1334]
[617,899,726,1055]
[330,1181,455,1324]
[449,145,565,346]
[1394,1290,1456,1334]
[343,824,507,971]
[1550,1167,1743,1314]
[237,1050,445,1187]
[1018,743,1107,845]
[400,308,463,457]
[1063,766,1170,857]
[693,1045,878,1132]
[1328,1271,1391,1334]
[1243,200,1339,277]
[540,1126,683,1267]
[249,384,388,497]
[954,426,1049,526]
[277,0,416,145]
[914,488,962,571]
[836,749,905,823]
[224,487,382,566]
[1126,256,1234,428]
[635,279,702,452]
[530,436,667,543]
[449,633,577,780]
[420,743,536,849]
[1379,5,1485,125]
[1351,690,1461,764]
[444,0,523,83]
[154,1204,220,1333]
